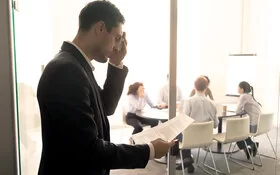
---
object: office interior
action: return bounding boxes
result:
[0,0,280,174]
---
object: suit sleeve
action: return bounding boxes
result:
[40,63,150,170]
[101,64,128,115]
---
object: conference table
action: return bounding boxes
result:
[140,108,171,120]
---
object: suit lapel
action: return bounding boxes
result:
[60,42,109,140]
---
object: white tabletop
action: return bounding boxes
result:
[140,108,179,120]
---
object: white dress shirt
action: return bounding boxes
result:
[157,84,183,105]
[127,93,154,117]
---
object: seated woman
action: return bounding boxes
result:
[189,75,214,100]
[235,81,262,159]
[126,82,165,135]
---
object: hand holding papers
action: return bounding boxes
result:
[131,113,195,144]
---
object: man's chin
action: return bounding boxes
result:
[93,57,108,63]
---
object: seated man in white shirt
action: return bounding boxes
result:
[177,76,218,172]
[157,74,183,109]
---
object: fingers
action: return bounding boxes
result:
[152,138,178,158]
[123,32,126,43]
[169,139,178,147]
[152,138,177,148]
[122,32,127,47]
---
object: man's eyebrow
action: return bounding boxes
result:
[115,34,122,40]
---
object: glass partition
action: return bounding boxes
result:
[13,0,53,174]
[12,0,280,174]
[13,0,171,174]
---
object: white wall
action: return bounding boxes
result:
[197,0,243,103]
[182,0,280,117]
[50,0,85,56]
[250,0,280,116]
[14,0,53,91]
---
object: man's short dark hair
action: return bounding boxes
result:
[79,1,125,32]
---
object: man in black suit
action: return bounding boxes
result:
[37,1,175,175]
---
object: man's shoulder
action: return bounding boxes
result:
[46,51,81,71]
[204,97,215,104]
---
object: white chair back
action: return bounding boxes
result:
[224,116,250,143]
[180,121,214,149]
[255,113,274,136]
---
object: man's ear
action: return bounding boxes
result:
[94,21,106,35]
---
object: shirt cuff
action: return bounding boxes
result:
[109,61,123,69]
[148,143,155,160]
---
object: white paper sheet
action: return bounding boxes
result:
[131,113,195,144]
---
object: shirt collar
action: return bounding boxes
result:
[66,41,95,71]
[196,91,206,96]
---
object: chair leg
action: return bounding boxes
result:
[203,148,209,164]
[228,143,234,158]
[266,133,277,159]
[196,148,201,164]
[179,150,185,175]
[229,140,256,170]
[209,148,218,175]
[200,147,224,175]
[251,137,263,167]
[244,141,255,170]
[224,150,231,174]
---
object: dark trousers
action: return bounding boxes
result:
[126,112,167,135]
[236,137,254,149]
[236,125,257,149]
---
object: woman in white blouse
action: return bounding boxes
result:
[125,82,165,135]
[236,81,262,159]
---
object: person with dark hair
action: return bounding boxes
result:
[236,81,262,159]
[36,1,175,175]
[177,76,218,172]
[189,75,214,100]
[126,82,166,135]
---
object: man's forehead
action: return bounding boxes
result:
[112,24,123,36]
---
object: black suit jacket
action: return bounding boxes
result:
[37,42,150,175]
